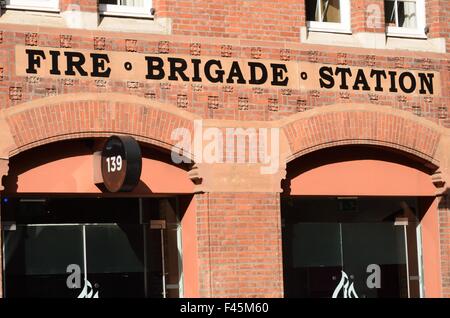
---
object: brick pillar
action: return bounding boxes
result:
[439,191,450,297]
[0,158,9,298]
[196,192,283,297]
[352,0,385,33]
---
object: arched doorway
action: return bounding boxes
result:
[281,145,441,298]
[0,138,197,298]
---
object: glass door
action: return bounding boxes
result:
[282,197,422,298]
[3,223,148,298]
[2,197,183,298]
[3,224,84,298]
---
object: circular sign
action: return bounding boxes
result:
[101,135,142,192]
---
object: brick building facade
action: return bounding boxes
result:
[0,0,448,298]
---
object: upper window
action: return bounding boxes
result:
[4,0,59,11]
[305,0,351,33]
[99,0,153,18]
[384,0,426,38]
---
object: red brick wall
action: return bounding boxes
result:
[439,192,450,297]
[157,0,304,41]
[153,1,447,45]
[352,0,385,33]
[60,0,98,12]
[0,26,448,127]
[195,193,283,297]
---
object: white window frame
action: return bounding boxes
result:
[386,0,427,38]
[306,0,352,34]
[99,0,153,18]
[3,0,59,12]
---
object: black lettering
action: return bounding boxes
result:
[398,72,416,94]
[204,60,225,83]
[191,59,202,82]
[388,71,398,93]
[248,62,268,85]
[370,69,386,92]
[319,66,334,89]
[352,69,371,91]
[335,67,352,89]
[90,53,111,78]
[64,51,88,76]
[25,49,46,74]
[270,64,288,86]
[145,56,165,80]
[418,73,434,95]
[49,50,61,75]
[168,57,189,81]
[226,61,246,84]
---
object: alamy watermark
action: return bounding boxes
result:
[170,120,280,175]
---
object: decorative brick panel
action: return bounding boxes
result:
[177,94,188,108]
[94,37,106,50]
[125,39,137,52]
[253,87,264,95]
[268,98,278,112]
[60,35,72,48]
[365,55,376,67]
[308,50,318,62]
[296,99,307,112]
[144,92,156,99]
[160,83,171,90]
[438,107,447,119]
[127,81,139,89]
[45,88,57,96]
[222,85,233,93]
[62,78,74,86]
[192,83,203,92]
[281,89,292,96]
[238,97,249,110]
[280,49,290,61]
[158,41,170,54]
[190,43,201,56]
[251,47,262,59]
[9,87,22,101]
[208,96,219,109]
[25,33,38,46]
[220,45,232,57]
[337,53,347,65]
[411,105,422,116]
[95,79,107,88]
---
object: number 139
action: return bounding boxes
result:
[106,155,122,172]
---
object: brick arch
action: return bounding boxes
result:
[281,104,444,166]
[0,93,199,159]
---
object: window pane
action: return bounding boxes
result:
[305,0,320,21]
[397,1,417,28]
[122,0,145,6]
[384,0,397,26]
[99,0,118,4]
[4,225,84,298]
[323,0,341,23]
[99,0,146,6]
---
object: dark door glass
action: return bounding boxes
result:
[4,225,84,298]
[282,197,422,298]
[84,224,145,298]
